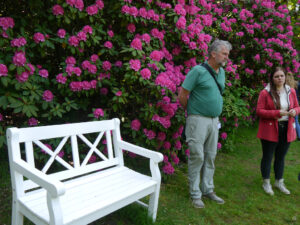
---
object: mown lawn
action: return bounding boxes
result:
[0,125,299,225]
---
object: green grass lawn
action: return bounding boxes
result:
[0,125,299,225]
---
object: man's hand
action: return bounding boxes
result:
[178,87,190,109]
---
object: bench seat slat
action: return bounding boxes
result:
[24,158,120,190]
[19,167,156,224]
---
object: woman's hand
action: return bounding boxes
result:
[280,110,289,116]
[288,109,296,117]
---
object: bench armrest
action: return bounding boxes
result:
[118,140,163,163]
[13,159,65,197]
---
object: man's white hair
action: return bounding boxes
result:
[208,39,232,57]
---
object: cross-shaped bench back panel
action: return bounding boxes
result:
[8,119,123,192]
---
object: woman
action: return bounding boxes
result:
[256,67,300,195]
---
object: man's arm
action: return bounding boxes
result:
[178,87,190,109]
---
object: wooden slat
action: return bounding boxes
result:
[42,136,70,173]
[19,167,156,224]
[25,141,35,167]
[105,131,114,159]
[17,120,116,142]
[23,159,119,191]
[71,135,80,168]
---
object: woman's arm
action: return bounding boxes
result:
[256,90,282,119]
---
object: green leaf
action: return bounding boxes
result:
[10,101,23,108]
[1,77,9,87]
[9,64,16,71]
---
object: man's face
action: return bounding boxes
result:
[212,46,230,67]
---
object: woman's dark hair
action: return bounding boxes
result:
[269,67,286,109]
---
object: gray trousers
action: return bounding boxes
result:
[185,115,219,199]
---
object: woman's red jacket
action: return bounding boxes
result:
[256,85,300,142]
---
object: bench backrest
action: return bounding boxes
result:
[7,118,123,192]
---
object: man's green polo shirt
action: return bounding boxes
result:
[182,63,225,117]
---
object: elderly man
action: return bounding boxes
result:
[178,39,232,208]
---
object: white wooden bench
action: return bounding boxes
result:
[6,118,163,225]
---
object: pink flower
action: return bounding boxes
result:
[163,141,171,150]
[217,142,222,149]
[65,56,76,65]
[131,119,141,131]
[143,129,156,140]
[174,4,186,16]
[57,29,66,38]
[142,33,151,44]
[28,118,38,126]
[172,154,180,165]
[254,54,260,61]
[90,54,99,62]
[83,25,93,34]
[115,61,122,67]
[102,61,111,71]
[33,32,45,43]
[0,17,14,30]
[26,63,35,75]
[115,91,122,96]
[96,0,104,9]
[0,64,8,76]
[66,0,75,7]
[174,140,182,150]
[130,38,142,50]
[129,59,141,72]
[140,68,151,79]
[150,50,163,62]
[104,41,113,49]
[88,155,97,163]
[68,36,79,47]
[129,6,138,17]
[43,90,54,102]
[13,51,26,66]
[16,71,29,83]
[163,162,174,175]
[100,87,108,95]
[93,108,104,118]
[74,0,84,11]
[127,23,136,33]
[39,69,49,78]
[107,30,114,38]
[236,32,244,37]
[86,5,98,15]
[11,37,27,47]
[56,73,67,84]
[176,16,186,30]
[52,4,64,16]
[77,31,87,41]
[185,148,190,157]
[157,132,166,141]
[220,132,227,140]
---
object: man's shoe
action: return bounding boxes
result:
[274,179,290,195]
[203,192,225,204]
[263,179,274,196]
[192,198,205,208]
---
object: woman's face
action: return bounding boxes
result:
[272,70,285,88]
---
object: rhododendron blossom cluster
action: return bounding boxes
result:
[0,0,298,176]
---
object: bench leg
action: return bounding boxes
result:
[148,188,160,222]
[12,201,23,225]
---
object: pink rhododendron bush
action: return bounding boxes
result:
[0,0,299,175]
